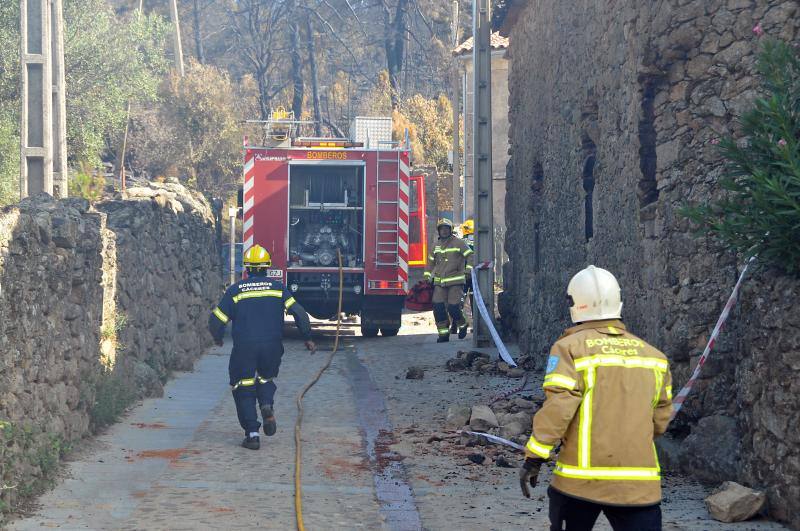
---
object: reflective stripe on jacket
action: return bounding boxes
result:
[525,319,673,506]
[208,273,311,344]
[424,236,473,286]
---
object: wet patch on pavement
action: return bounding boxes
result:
[346,352,423,530]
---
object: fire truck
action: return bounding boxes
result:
[239,111,427,337]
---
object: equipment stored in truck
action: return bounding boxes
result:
[239,112,427,337]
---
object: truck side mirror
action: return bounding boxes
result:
[237,187,243,209]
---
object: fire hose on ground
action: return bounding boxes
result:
[293,250,344,531]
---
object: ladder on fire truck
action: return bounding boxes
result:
[375,143,401,268]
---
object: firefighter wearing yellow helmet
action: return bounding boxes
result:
[519,265,673,530]
[460,218,475,243]
[459,218,475,315]
[209,244,315,450]
[424,218,473,342]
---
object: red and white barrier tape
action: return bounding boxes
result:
[470,261,517,368]
[670,256,756,420]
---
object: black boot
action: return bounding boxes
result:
[260,405,277,436]
[449,322,458,335]
[437,335,450,343]
[458,325,468,339]
[242,435,260,450]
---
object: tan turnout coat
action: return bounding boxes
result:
[524,319,673,506]
[424,236,473,287]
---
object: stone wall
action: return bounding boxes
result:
[502,1,799,527]
[0,182,221,517]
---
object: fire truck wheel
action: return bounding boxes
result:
[361,326,379,338]
[380,328,400,337]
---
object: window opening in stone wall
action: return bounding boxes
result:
[531,160,544,196]
[638,76,660,208]
[581,133,597,242]
[582,151,596,242]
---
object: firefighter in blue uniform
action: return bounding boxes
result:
[208,244,316,450]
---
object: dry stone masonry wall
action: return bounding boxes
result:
[0,182,221,517]
[501,1,800,527]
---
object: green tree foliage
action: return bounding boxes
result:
[0,2,20,205]
[128,61,258,197]
[68,161,106,202]
[64,0,169,167]
[683,39,800,274]
[0,0,168,205]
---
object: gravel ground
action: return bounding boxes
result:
[8,313,786,530]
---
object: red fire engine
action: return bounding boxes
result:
[240,112,427,337]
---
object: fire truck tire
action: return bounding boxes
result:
[380,328,399,337]
[361,326,379,338]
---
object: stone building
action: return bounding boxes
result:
[500,1,800,527]
[453,32,509,278]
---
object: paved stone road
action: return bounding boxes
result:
[10,315,786,530]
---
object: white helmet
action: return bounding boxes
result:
[567,265,623,323]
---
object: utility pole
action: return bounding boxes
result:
[20,0,68,200]
[169,0,185,77]
[20,0,53,198]
[472,0,494,347]
[51,0,67,198]
[451,1,461,225]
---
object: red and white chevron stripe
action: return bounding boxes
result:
[242,152,256,253]
[397,158,410,289]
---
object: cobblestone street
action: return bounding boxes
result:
[10,315,787,530]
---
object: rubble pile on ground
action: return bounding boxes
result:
[445,350,535,377]
[414,395,541,474]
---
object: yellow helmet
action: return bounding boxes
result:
[461,219,474,236]
[243,244,272,268]
[436,218,454,231]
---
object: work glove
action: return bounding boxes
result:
[305,340,317,353]
[519,457,545,498]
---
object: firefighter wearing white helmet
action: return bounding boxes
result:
[519,265,673,531]
[424,218,473,342]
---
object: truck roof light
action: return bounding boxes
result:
[292,139,364,148]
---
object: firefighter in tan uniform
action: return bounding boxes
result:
[519,266,672,531]
[424,218,473,342]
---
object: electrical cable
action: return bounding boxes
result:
[293,250,344,531]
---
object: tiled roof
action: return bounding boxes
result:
[452,32,510,56]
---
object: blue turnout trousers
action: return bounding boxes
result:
[229,341,284,434]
